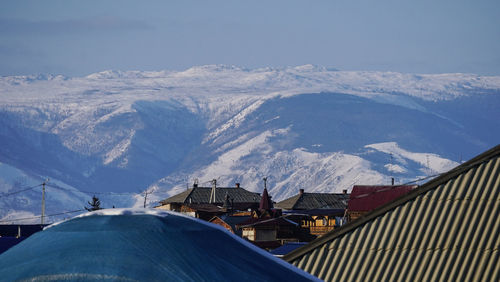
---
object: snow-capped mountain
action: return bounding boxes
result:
[1,65,499,223]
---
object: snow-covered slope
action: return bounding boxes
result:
[1,65,499,223]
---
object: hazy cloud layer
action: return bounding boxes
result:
[0,1,499,76]
[0,16,152,35]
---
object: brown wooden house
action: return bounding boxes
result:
[275,189,349,236]
[155,182,261,220]
[234,187,313,250]
[209,214,251,236]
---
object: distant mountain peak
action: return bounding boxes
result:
[0,65,499,222]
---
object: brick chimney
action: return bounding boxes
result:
[299,189,304,195]
[235,183,240,188]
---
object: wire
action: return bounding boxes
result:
[0,184,42,198]
[45,183,137,196]
[0,209,85,224]
[401,173,442,185]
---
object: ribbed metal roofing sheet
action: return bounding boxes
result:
[285,145,500,282]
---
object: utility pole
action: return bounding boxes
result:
[41,178,49,225]
[143,190,150,208]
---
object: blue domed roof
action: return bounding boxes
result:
[0,209,317,281]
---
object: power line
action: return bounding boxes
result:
[45,183,137,196]
[0,209,85,224]
[402,173,442,185]
[0,184,42,198]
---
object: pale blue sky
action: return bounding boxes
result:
[1,0,499,76]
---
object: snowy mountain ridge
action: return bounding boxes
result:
[0,65,499,223]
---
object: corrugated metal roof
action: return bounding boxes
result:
[276,193,349,210]
[160,187,261,205]
[285,144,500,282]
[347,185,416,212]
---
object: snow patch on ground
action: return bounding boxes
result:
[366,142,459,174]
[384,163,408,173]
[204,99,265,143]
[103,129,135,166]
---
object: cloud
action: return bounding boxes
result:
[0,16,152,35]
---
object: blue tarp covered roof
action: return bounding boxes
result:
[0,209,318,281]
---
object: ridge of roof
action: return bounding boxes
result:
[284,144,500,262]
[277,192,349,210]
[160,187,261,204]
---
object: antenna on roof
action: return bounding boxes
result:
[390,153,394,185]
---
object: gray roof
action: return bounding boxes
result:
[285,144,500,282]
[160,187,261,205]
[276,193,349,210]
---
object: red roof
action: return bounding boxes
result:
[348,185,417,212]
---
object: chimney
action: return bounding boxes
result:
[391,177,395,186]
[299,189,304,195]
[235,183,240,188]
[342,189,347,195]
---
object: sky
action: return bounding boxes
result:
[1,0,499,77]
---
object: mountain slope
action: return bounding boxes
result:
[0,65,499,223]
